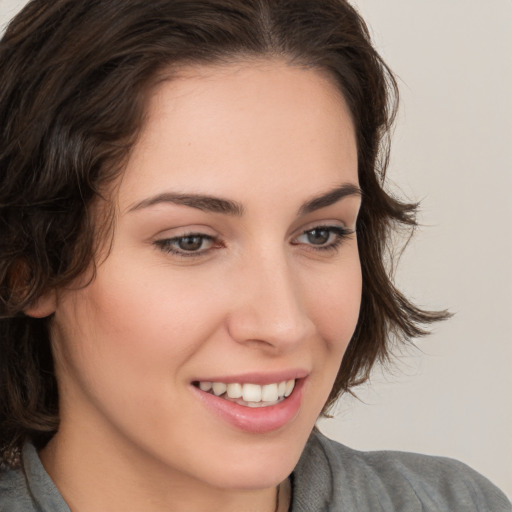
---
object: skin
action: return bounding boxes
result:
[30,60,362,512]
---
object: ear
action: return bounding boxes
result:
[24,291,57,318]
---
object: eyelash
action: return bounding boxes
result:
[292,226,354,253]
[154,225,354,258]
[154,233,220,257]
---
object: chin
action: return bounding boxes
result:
[148,427,309,492]
[204,456,297,491]
[203,431,310,490]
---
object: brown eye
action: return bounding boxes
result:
[155,233,217,256]
[306,228,331,245]
[294,225,354,252]
[177,235,205,251]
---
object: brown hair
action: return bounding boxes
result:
[0,0,447,465]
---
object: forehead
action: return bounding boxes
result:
[118,59,358,210]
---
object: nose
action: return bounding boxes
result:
[226,252,315,352]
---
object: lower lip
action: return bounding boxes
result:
[191,379,306,434]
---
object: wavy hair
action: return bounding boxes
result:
[0,0,448,465]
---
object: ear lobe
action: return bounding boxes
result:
[24,291,57,318]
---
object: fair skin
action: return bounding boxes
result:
[29,60,362,512]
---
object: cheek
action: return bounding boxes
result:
[52,262,230,384]
[306,252,362,355]
[294,251,362,422]
[50,270,222,435]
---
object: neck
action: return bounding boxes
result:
[276,478,292,512]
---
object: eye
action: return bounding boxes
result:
[154,233,218,257]
[293,225,354,252]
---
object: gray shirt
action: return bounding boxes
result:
[1,430,510,511]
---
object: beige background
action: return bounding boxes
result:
[2,0,511,498]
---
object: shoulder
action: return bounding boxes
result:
[0,444,70,512]
[292,429,511,512]
[0,462,34,512]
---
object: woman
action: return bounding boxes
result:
[0,0,510,510]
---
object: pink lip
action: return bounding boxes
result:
[193,369,309,385]
[191,377,307,434]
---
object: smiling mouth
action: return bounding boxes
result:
[193,380,296,408]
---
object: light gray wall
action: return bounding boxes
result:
[319,0,512,497]
[2,0,511,497]
[0,0,22,29]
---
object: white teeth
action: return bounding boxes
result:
[226,383,243,399]
[212,382,227,396]
[199,381,212,392]
[284,379,295,397]
[242,383,262,402]
[197,379,297,405]
[261,383,279,402]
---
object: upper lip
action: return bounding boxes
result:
[192,369,309,385]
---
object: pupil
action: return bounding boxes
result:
[179,236,203,251]
[307,229,329,245]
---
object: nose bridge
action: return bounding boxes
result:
[227,247,313,349]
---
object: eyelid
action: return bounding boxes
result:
[293,220,355,238]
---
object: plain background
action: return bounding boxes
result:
[1,0,511,498]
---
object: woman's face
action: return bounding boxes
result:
[46,60,362,490]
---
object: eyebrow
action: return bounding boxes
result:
[298,183,362,215]
[128,182,361,217]
[128,192,245,216]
